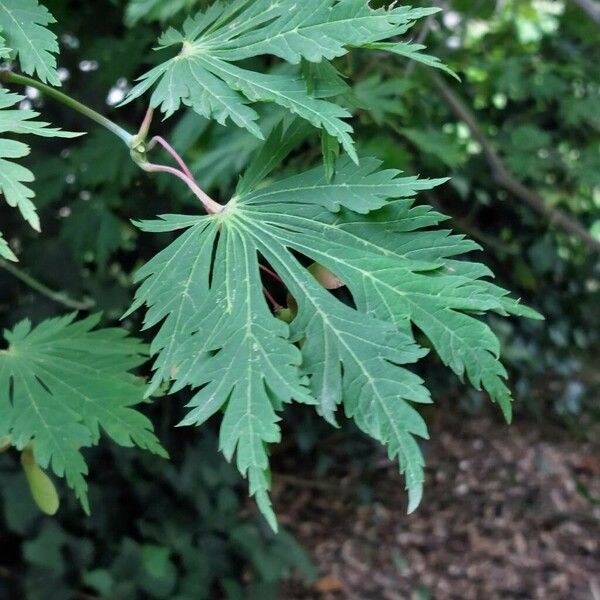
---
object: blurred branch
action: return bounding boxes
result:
[0,258,94,311]
[570,0,600,25]
[429,71,600,253]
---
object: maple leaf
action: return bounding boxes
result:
[128,123,541,529]
[0,232,16,261]
[0,0,61,85]
[124,0,197,26]
[365,42,459,80]
[0,30,9,58]
[0,314,166,512]
[122,0,445,159]
[0,88,80,260]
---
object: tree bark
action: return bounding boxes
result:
[429,72,600,253]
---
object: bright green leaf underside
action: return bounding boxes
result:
[130,124,541,530]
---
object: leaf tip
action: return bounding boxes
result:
[406,485,423,514]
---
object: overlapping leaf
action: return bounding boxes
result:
[0,88,80,260]
[0,30,9,58]
[123,0,445,157]
[129,124,540,528]
[127,214,316,529]
[0,314,166,512]
[0,232,15,261]
[0,0,61,85]
[124,0,197,26]
[365,42,459,80]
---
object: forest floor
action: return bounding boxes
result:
[275,413,600,600]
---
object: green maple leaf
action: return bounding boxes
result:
[0,314,166,512]
[0,0,61,85]
[122,0,444,159]
[0,30,9,58]
[0,232,16,261]
[0,88,81,261]
[365,42,459,80]
[128,123,541,529]
[125,0,197,26]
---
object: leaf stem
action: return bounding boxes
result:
[263,286,281,311]
[137,106,154,142]
[148,136,196,182]
[1,71,223,214]
[0,70,134,146]
[0,258,94,311]
[139,161,223,214]
[260,264,283,283]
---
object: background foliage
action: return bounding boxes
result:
[0,0,598,597]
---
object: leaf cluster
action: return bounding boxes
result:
[0,0,548,534]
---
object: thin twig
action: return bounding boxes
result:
[0,70,133,145]
[429,71,600,253]
[0,258,94,311]
[1,71,218,215]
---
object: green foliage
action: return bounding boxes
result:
[60,195,126,267]
[0,87,79,260]
[0,0,548,533]
[127,123,540,527]
[384,0,600,419]
[5,0,597,594]
[0,231,16,261]
[125,0,199,27]
[365,41,458,80]
[0,32,9,57]
[122,0,442,158]
[0,433,316,598]
[0,313,165,511]
[0,0,61,85]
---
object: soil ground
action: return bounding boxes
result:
[275,414,600,600]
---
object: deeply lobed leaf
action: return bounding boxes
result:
[0,88,81,259]
[0,231,16,261]
[0,314,166,512]
[124,0,197,26]
[0,30,9,58]
[123,0,446,158]
[129,124,541,528]
[0,0,61,85]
